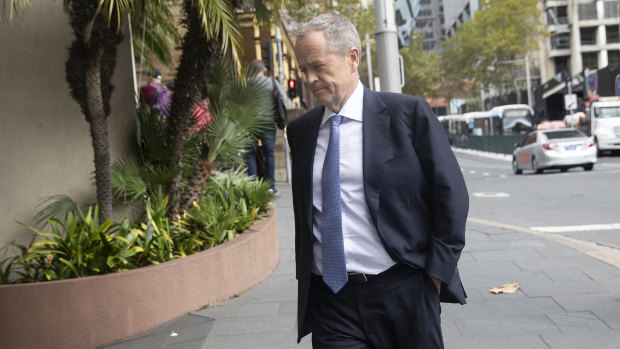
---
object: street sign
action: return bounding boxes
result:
[564,93,577,110]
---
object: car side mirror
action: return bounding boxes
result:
[514,142,520,148]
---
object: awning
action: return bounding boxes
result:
[543,81,566,99]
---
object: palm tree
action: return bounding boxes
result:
[178,63,272,212]
[3,0,282,221]
[164,0,282,217]
[111,62,271,214]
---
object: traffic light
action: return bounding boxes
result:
[260,40,273,73]
[288,79,297,99]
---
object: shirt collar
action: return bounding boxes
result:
[321,81,364,126]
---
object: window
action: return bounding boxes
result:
[554,57,569,75]
[543,130,586,140]
[551,32,570,49]
[423,42,435,51]
[582,52,598,70]
[547,6,568,25]
[580,27,597,45]
[420,0,430,4]
[609,50,620,68]
[424,31,434,39]
[606,26,620,43]
[604,1,619,18]
[418,9,432,17]
[578,3,597,20]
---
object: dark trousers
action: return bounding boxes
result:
[309,265,443,349]
[245,126,276,188]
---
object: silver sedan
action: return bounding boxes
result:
[512,128,597,174]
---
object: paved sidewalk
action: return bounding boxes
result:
[103,184,620,349]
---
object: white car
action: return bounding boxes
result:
[512,128,597,174]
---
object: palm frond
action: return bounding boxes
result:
[33,195,81,226]
[136,104,170,165]
[1,0,30,23]
[130,0,181,68]
[98,0,140,31]
[195,0,243,71]
[111,157,148,201]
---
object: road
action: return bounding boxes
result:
[455,149,620,250]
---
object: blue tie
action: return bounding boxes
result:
[321,114,347,293]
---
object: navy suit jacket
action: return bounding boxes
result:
[287,87,469,341]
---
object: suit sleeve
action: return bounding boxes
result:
[411,98,469,284]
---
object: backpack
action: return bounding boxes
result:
[148,82,172,116]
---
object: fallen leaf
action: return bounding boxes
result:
[490,283,519,294]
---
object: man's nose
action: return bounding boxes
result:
[306,71,318,84]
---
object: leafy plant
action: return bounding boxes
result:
[174,169,275,250]
[22,206,130,280]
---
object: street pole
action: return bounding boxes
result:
[525,54,532,107]
[374,0,402,93]
[275,26,291,183]
[361,0,374,90]
[366,33,374,90]
[275,27,284,86]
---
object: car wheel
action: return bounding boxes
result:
[584,163,594,171]
[512,157,522,175]
[595,138,603,157]
[560,168,568,172]
[532,157,542,174]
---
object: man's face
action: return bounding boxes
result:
[295,31,359,113]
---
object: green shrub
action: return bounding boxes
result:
[0,170,276,284]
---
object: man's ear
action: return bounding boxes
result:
[348,47,360,72]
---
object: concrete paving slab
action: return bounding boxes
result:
[105,185,620,348]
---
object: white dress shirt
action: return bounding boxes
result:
[312,81,397,275]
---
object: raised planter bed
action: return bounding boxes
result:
[0,206,279,349]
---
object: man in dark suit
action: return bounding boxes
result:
[287,14,468,348]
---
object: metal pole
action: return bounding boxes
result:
[275,26,291,183]
[374,0,402,93]
[275,27,284,86]
[525,54,532,107]
[366,33,374,90]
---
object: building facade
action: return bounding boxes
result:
[416,0,446,51]
[539,0,620,119]
[541,0,620,81]
[443,0,481,37]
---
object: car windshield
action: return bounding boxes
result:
[502,109,532,134]
[595,106,620,118]
[543,130,585,140]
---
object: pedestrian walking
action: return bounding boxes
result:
[286,14,469,348]
[245,60,287,193]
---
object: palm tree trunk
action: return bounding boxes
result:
[85,47,113,221]
[166,0,220,218]
[179,160,214,212]
[64,1,121,223]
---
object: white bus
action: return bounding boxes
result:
[488,104,534,135]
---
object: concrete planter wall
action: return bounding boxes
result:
[0,206,279,349]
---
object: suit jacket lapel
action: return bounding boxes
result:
[301,107,324,235]
[362,88,389,227]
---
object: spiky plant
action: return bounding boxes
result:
[178,63,272,212]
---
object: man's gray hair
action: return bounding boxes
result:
[294,14,362,56]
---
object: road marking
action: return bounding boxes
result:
[472,192,510,198]
[468,217,620,269]
[530,223,620,233]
